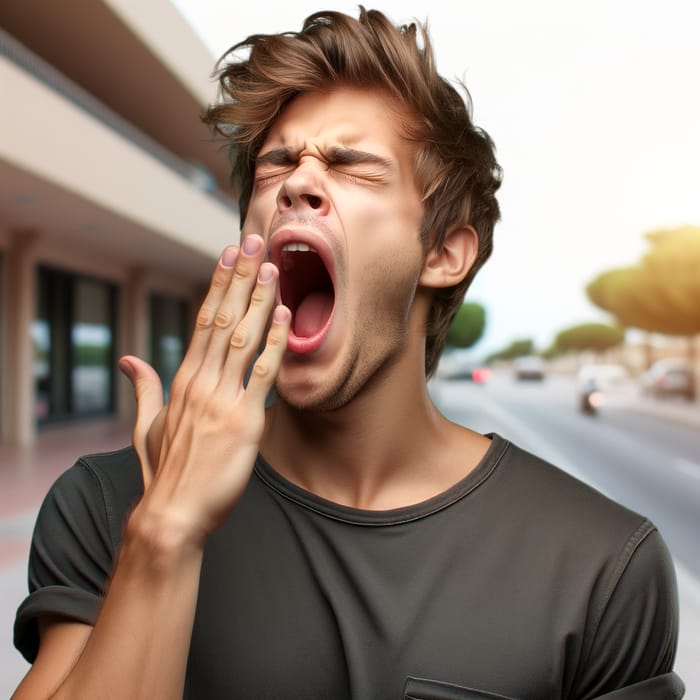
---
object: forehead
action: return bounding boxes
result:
[261,87,413,156]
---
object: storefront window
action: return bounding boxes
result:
[71,279,114,413]
[35,267,116,422]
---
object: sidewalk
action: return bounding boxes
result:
[0,418,132,696]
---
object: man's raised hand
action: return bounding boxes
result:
[118,235,290,548]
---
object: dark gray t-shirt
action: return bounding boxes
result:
[14,434,679,699]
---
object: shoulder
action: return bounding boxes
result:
[490,435,649,538]
[46,446,143,545]
[483,436,666,616]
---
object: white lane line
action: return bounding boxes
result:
[674,458,700,481]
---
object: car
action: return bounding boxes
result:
[641,359,696,400]
[513,355,545,381]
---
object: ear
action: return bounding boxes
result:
[419,225,479,289]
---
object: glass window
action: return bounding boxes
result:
[71,279,114,413]
[34,267,116,423]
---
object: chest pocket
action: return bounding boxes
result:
[404,677,517,700]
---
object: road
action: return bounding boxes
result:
[430,371,700,697]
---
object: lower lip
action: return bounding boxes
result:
[286,312,334,355]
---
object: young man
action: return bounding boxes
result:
[13,8,682,699]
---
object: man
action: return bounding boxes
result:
[13,7,682,699]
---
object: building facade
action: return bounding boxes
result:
[0,0,240,446]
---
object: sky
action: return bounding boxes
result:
[171,0,700,357]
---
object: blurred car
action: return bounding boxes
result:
[437,350,492,383]
[513,355,545,381]
[641,359,696,400]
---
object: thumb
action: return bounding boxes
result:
[119,355,164,487]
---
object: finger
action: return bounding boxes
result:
[243,304,291,406]
[179,246,238,375]
[165,246,238,430]
[200,234,266,380]
[118,355,164,489]
[219,261,280,385]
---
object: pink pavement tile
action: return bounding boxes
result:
[0,419,133,518]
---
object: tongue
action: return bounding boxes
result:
[293,292,333,338]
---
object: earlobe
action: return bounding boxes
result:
[419,225,479,289]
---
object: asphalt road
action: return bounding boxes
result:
[431,371,700,697]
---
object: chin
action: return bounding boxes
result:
[274,360,359,413]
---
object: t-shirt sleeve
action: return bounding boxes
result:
[573,524,680,699]
[13,458,122,663]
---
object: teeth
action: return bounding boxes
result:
[282,242,315,253]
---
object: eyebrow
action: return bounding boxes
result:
[255,145,393,170]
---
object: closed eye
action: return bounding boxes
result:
[331,166,387,186]
[254,167,293,188]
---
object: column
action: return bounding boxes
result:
[1,231,39,445]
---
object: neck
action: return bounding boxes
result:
[260,354,488,510]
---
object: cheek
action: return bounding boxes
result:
[242,192,276,236]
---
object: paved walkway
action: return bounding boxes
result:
[0,418,132,696]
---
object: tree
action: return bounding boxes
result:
[587,227,700,335]
[486,338,535,363]
[643,226,700,322]
[446,302,486,349]
[586,225,700,366]
[554,322,625,355]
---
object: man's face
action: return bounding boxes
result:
[243,87,426,410]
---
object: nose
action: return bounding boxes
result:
[276,161,329,217]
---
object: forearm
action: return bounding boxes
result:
[51,507,204,700]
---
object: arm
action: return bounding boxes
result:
[13,236,290,699]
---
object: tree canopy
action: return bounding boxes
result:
[553,322,625,354]
[586,226,700,337]
[486,338,535,363]
[446,302,486,349]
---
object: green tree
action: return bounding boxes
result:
[486,338,535,363]
[554,322,625,355]
[446,302,486,349]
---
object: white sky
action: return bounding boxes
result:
[171,0,700,356]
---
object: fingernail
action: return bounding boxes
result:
[258,263,274,282]
[119,357,135,381]
[273,305,291,324]
[221,247,238,268]
[242,235,263,256]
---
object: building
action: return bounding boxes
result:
[0,0,240,446]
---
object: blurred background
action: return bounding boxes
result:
[1,0,698,696]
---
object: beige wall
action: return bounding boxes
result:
[1,57,239,260]
[0,1,240,447]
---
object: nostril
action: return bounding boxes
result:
[304,194,322,209]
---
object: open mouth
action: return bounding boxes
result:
[278,242,335,343]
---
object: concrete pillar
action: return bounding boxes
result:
[117,267,149,423]
[1,231,39,446]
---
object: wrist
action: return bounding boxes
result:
[123,501,207,574]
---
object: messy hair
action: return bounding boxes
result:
[203,6,502,377]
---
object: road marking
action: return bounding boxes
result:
[674,458,700,481]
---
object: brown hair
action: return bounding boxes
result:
[203,6,502,376]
